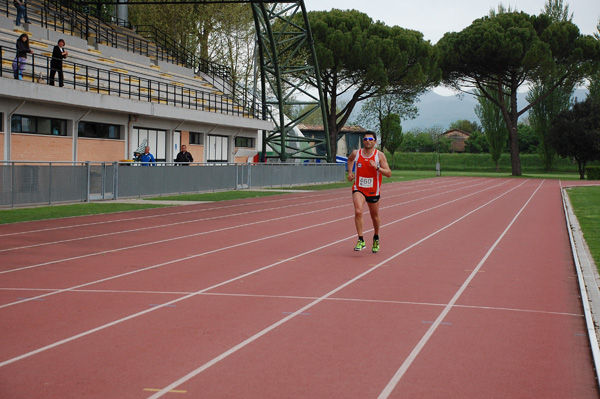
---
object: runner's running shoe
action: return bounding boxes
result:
[354,240,366,251]
[372,239,379,253]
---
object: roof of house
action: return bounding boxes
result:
[298,124,370,133]
[442,129,471,137]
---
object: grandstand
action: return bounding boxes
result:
[0,0,272,163]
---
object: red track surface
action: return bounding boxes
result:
[1,177,599,398]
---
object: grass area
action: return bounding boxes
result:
[0,203,170,225]
[566,186,600,272]
[148,190,287,201]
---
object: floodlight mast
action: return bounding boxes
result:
[74,0,331,163]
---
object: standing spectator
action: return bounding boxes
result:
[12,34,32,80]
[175,144,194,165]
[14,0,29,26]
[49,39,68,87]
[140,146,156,166]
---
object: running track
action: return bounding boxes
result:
[1,177,599,398]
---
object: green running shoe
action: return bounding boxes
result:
[354,240,366,251]
[372,239,380,253]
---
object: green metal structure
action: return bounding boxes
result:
[75,0,332,162]
[250,1,331,162]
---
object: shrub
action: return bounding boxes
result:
[587,166,600,180]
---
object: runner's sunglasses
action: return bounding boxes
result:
[363,137,375,141]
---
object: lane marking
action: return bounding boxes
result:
[0,287,583,317]
[0,180,502,310]
[0,180,516,368]
[377,180,544,399]
[0,178,470,253]
[422,321,452,325]
[0,179,481,274]
[0,178,457,239]
[143,388,187,394]
[144,181,530,399]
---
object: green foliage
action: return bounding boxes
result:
[586,166,600,180]
[464,131,489,154]
[436,10,600,176]
[549,98,600,179]
[387,152,599,173]
[303,9,439,155]
[448,120,481,133]
[475,88,509,171]
[517,123,540,154]
[381,113,403,148]
[527,81,573,171]
[526,0,576,172]
[355,92,417,150]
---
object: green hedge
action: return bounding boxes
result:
[386,152,600,173]
[587,166,600,180]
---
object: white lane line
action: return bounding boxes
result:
[0,287,580,318]
[0,191,332,238]
[0,178,491,275]
[0,177,450,238]
[1,178,504,311]
[0,180,517,367]
[0,179,505,309]
[144,180,529,399]
[0,178,469,251]
[377,179,544,399]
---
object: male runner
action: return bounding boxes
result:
[346,132,392,253]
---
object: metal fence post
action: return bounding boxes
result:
[86,161,91,202]
[11,161,15,208]
[48,162,52,205]
[113,162,119,200]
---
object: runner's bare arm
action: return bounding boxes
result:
[347,150,358,181]
[370,152,392,178]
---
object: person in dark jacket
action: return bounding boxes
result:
[13,34,32,79]
[14,0,29,26]
[175,145,194,165]
[49,39,68,87]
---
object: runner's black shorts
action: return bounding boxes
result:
[353,190,380,203]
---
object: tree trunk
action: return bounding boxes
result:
[508,124,521,176]
[508,84,522,176]
[578,160,586,180]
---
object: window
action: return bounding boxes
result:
[78,122,121,139]
[189,132,204,145]
[11,115,67,136]
[235,137,254,148]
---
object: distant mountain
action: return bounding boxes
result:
[347,88,589,132]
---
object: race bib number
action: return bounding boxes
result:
[358,176,374,188]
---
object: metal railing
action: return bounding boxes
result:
[1,45,261,118]
[0,161,345,207]
[1,0,230,77]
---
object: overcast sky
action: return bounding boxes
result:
[303,0,599,44]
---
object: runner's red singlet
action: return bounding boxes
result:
[352,149,382,197]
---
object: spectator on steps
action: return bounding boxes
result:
[12,34,32,80]
[49,39,68,87]
[14,0,29,26]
